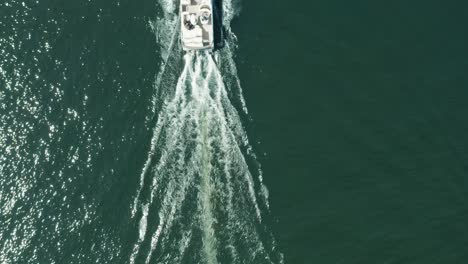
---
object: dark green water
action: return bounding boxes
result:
[1,0,468,263]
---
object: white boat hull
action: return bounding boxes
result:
[180,0,215,51]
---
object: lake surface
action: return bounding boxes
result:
[1,0,468,263]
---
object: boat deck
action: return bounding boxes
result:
[180,0,214,51]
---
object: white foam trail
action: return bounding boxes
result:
[130,54,194,264]
[221,41,249,115]
[129,0,283,263]
[129,204,149,264]
[131,53,192,218]
[196,56,218,264]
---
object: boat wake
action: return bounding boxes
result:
[129,0,283,263]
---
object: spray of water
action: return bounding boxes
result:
[130,1,283,263]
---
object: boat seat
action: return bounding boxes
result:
[186,6,199,13]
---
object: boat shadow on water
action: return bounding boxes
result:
[213,0,225,51]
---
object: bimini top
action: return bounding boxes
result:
[180,0,214,51]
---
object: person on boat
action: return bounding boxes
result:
[184,20,195,30]
[184,14,198,30]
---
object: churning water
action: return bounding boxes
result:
[129,0,283,263]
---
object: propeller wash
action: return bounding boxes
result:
[130,1,284,263]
